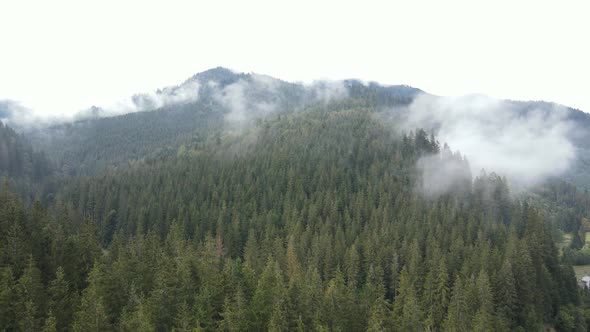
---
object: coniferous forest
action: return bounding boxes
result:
[1,68,590,331]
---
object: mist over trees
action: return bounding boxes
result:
[1,68,590,331]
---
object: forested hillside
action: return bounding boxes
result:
[1,68,590,331]
[0,121,53,202]
[1,104,589,331]
[24,68,422,177]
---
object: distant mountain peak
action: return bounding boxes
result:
[198,66,236,76]
[186,67,243,86]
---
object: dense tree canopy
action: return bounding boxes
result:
[1,103,589,331]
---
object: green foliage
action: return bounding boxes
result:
[444,275,469,331]
[0,105,585,330]
[0,267,17,330]
[41,311,57,332]
[48,266,75,331]
[71,265,111,331]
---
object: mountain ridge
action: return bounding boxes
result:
[10,68,588,188]
[2,67,586,128]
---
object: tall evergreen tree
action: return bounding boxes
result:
[72,265,111,332]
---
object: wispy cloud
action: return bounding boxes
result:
[0,99,58,128]
[74,80,202,120]
[306,80,349,103]
[213,77,279,131]
[402,94,576,187]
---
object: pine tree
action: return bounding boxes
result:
[286,236,302,285]
[471,270,494,332]
[219,286,249,331]
[444,275,469,332]
[173,301,194,332]
[268,300,288,332]
[301,267,323,329]
[322,269,354,331]
[389,253,400,301]
[72,264,111,332]
[426,258,450,331]
[367,298,391,332]
[494,260,517,330]
[48,266,74,331]
[1,218,29,274]
[0,267,17,330]
[120,299,156,332]
[393,267,424,331]
[41,312,57,332]
[16,256,44,331]
[250,258,286,330]
[19,300,38,332]
[344,243,361,289]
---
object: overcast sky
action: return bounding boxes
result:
[0,0,588,118]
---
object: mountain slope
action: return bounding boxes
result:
[0,68,589,330]
[26,68,423,176]
[2,105,584,330]
[0,121,52,202]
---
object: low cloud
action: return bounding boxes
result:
[0,100,31,122]
[213,78,278,132]
[75,80,201,120]
[129,80,201,111]
[418,145,472,196]
[0,99,58,128]
[307,80,349,103]
[402,94,576,188]
[7,69,352,129]
[214,77,351,131]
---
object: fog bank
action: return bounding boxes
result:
[404,94,576,187]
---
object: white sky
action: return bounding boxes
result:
[0,0,588,117]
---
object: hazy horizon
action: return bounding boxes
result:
[1,0,588,119]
